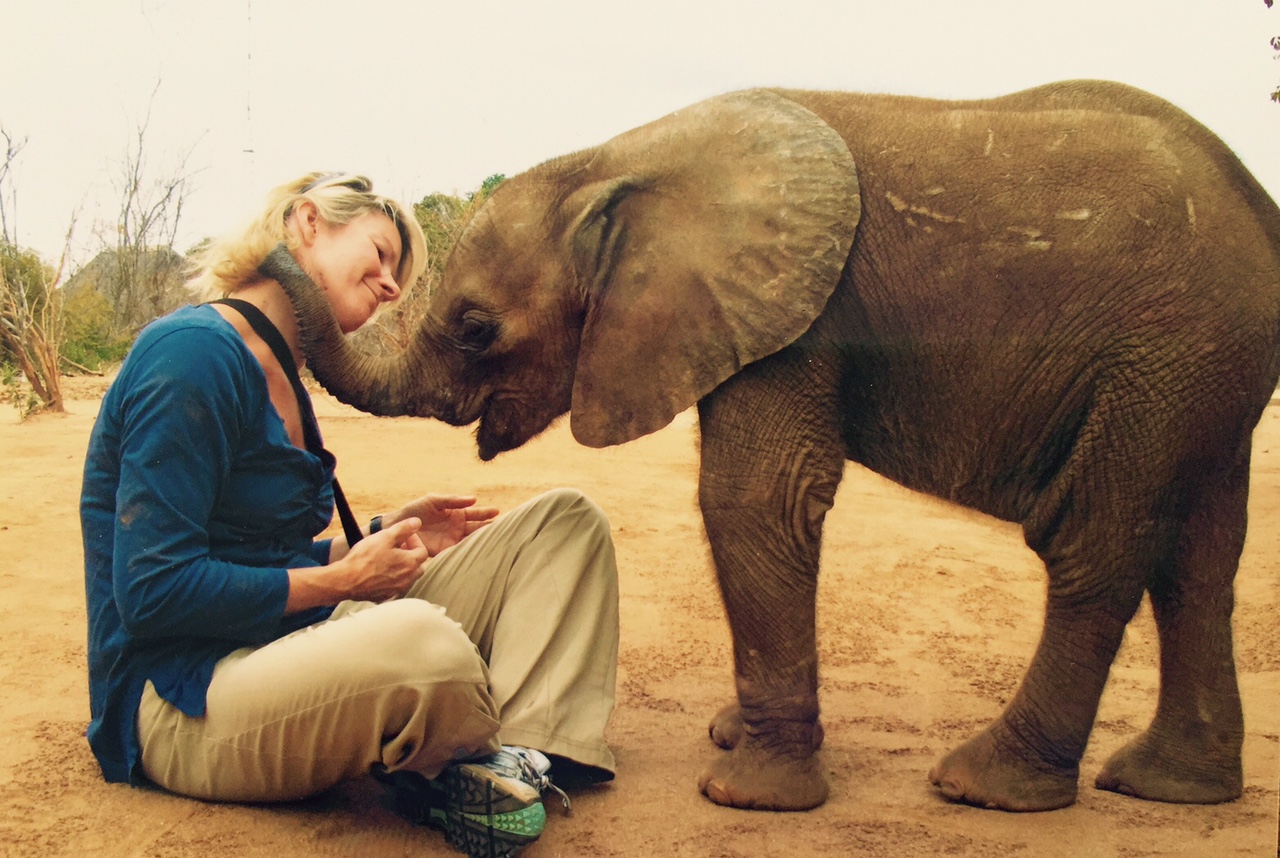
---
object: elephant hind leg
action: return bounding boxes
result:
[1095,441,1249,804]
[929,594,1142,811]
[932,393,1181,811]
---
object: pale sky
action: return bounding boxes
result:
[3,0,1279,267]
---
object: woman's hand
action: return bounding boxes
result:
[287,518,429,612]
[393,494,500,556]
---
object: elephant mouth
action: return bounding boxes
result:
[475,396,528,461]
[475,393,564,461]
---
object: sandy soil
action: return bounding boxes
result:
[1,378,1277,857]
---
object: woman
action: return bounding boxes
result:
[80,172,619,858]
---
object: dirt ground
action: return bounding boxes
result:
[1,377,1277,857]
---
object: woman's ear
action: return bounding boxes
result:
[289,199,321,248]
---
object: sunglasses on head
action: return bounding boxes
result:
[300,173,373,194]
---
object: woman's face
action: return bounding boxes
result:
[291,205,405,333]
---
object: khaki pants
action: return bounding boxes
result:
[136,488,619,802]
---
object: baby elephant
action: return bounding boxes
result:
[263,79,1280,813]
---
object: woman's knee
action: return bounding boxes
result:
[535,489,619,599]
[356,600,486,685]
[539,487,613,546]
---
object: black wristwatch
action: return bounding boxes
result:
[368,515,383,534]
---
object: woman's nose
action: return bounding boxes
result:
[376,271,402,302]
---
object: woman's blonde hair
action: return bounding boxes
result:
[188,171,428,300]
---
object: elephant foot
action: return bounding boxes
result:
[1095,732,1243,804]
[708,703,826,752]
[698,739,828,811]
[929,725,1078,812]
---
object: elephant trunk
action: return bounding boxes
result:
[257,243,436,419]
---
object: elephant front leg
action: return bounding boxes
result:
[695,507,828,811]
[694,378,844,811]
[698,661,827,811]
[707,701,826,752]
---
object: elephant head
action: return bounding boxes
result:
[261,89,861,459]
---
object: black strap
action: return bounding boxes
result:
[211,298,366,548]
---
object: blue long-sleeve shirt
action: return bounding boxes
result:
[81,304,337,784]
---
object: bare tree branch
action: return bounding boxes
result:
[0,125,74,415]
[103,80,197,334]
[0,129,29,245]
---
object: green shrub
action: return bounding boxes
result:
[0,361,41,416]
[61,287,132,371]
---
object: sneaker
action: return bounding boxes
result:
[495,746,573,813]
[373,746,565,858]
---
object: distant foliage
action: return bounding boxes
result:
[0,86,197,414]
[62,247,190,340]
[476,173,506,199]
[0,242,52,319]
[59,287,133,371]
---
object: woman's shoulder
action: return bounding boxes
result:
[137,303,234,342]
[116,304,262,399]
[131,304,249,365]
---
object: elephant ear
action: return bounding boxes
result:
[567,88,860,448]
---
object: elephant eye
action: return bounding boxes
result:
[456,312,499,353]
